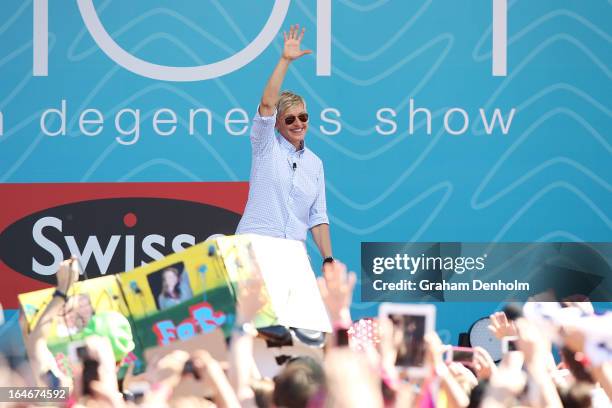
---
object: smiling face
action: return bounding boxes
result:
[277,103,308,149]
[162,268,179,293]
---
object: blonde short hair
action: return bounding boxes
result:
[276,91,306,118]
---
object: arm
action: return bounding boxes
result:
[192,351,241,408]
[561,321,612,400]
[229,332,257,407]
[26,257,79,387]
[259,58,289,116]
[473,346,497,380]
[516,319,563,408]
[259,24,311,116]
[592,363,612,401]
[424,333,470,408]
[309,165,331,259]
[157,294,167,311]
[438,369,470,408]
[311,223,332,259]
[228,276,267,407]
[481,351,527,408]
[317,261,356,349]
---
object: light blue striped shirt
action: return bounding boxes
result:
[236,108,329,241]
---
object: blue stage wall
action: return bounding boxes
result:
[0,1,610,341]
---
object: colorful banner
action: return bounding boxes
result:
[19,234,330,375]
[19,239,233,374]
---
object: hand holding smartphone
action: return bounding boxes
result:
[379,303,435,378]
[502,336,519,354]
[444,346,475,366]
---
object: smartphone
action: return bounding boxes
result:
[379,303,435,378]
[81,357,100,396]
[44,370,61,390]
[502,336,519,353]
[70,341,99,397]
[182,359,201,380]
[126,382,150,404]
[444,346,474,365]
[67,340,87,364]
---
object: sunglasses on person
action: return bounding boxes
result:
[284,113,309,125]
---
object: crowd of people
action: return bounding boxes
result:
[0,256,611,408]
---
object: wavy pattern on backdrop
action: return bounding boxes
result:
[0,1,610,325]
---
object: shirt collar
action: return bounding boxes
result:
[278,133,305,154]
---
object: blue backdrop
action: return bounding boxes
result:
[0,0,610,343]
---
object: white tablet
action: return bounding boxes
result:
[379,303,436,378]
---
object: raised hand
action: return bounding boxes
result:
[317,261,356,325]
[235,274,267,326]
[147,349,190,389]
[473,346,497,380]
[282,24,312,61]
[448,362,478,391]
[56,256,79,293]
[424,332,446,374]
[515,318,552,368]
[488,311,517,339]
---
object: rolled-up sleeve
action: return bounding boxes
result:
[251,105,277,155]
[309,164,329,228]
